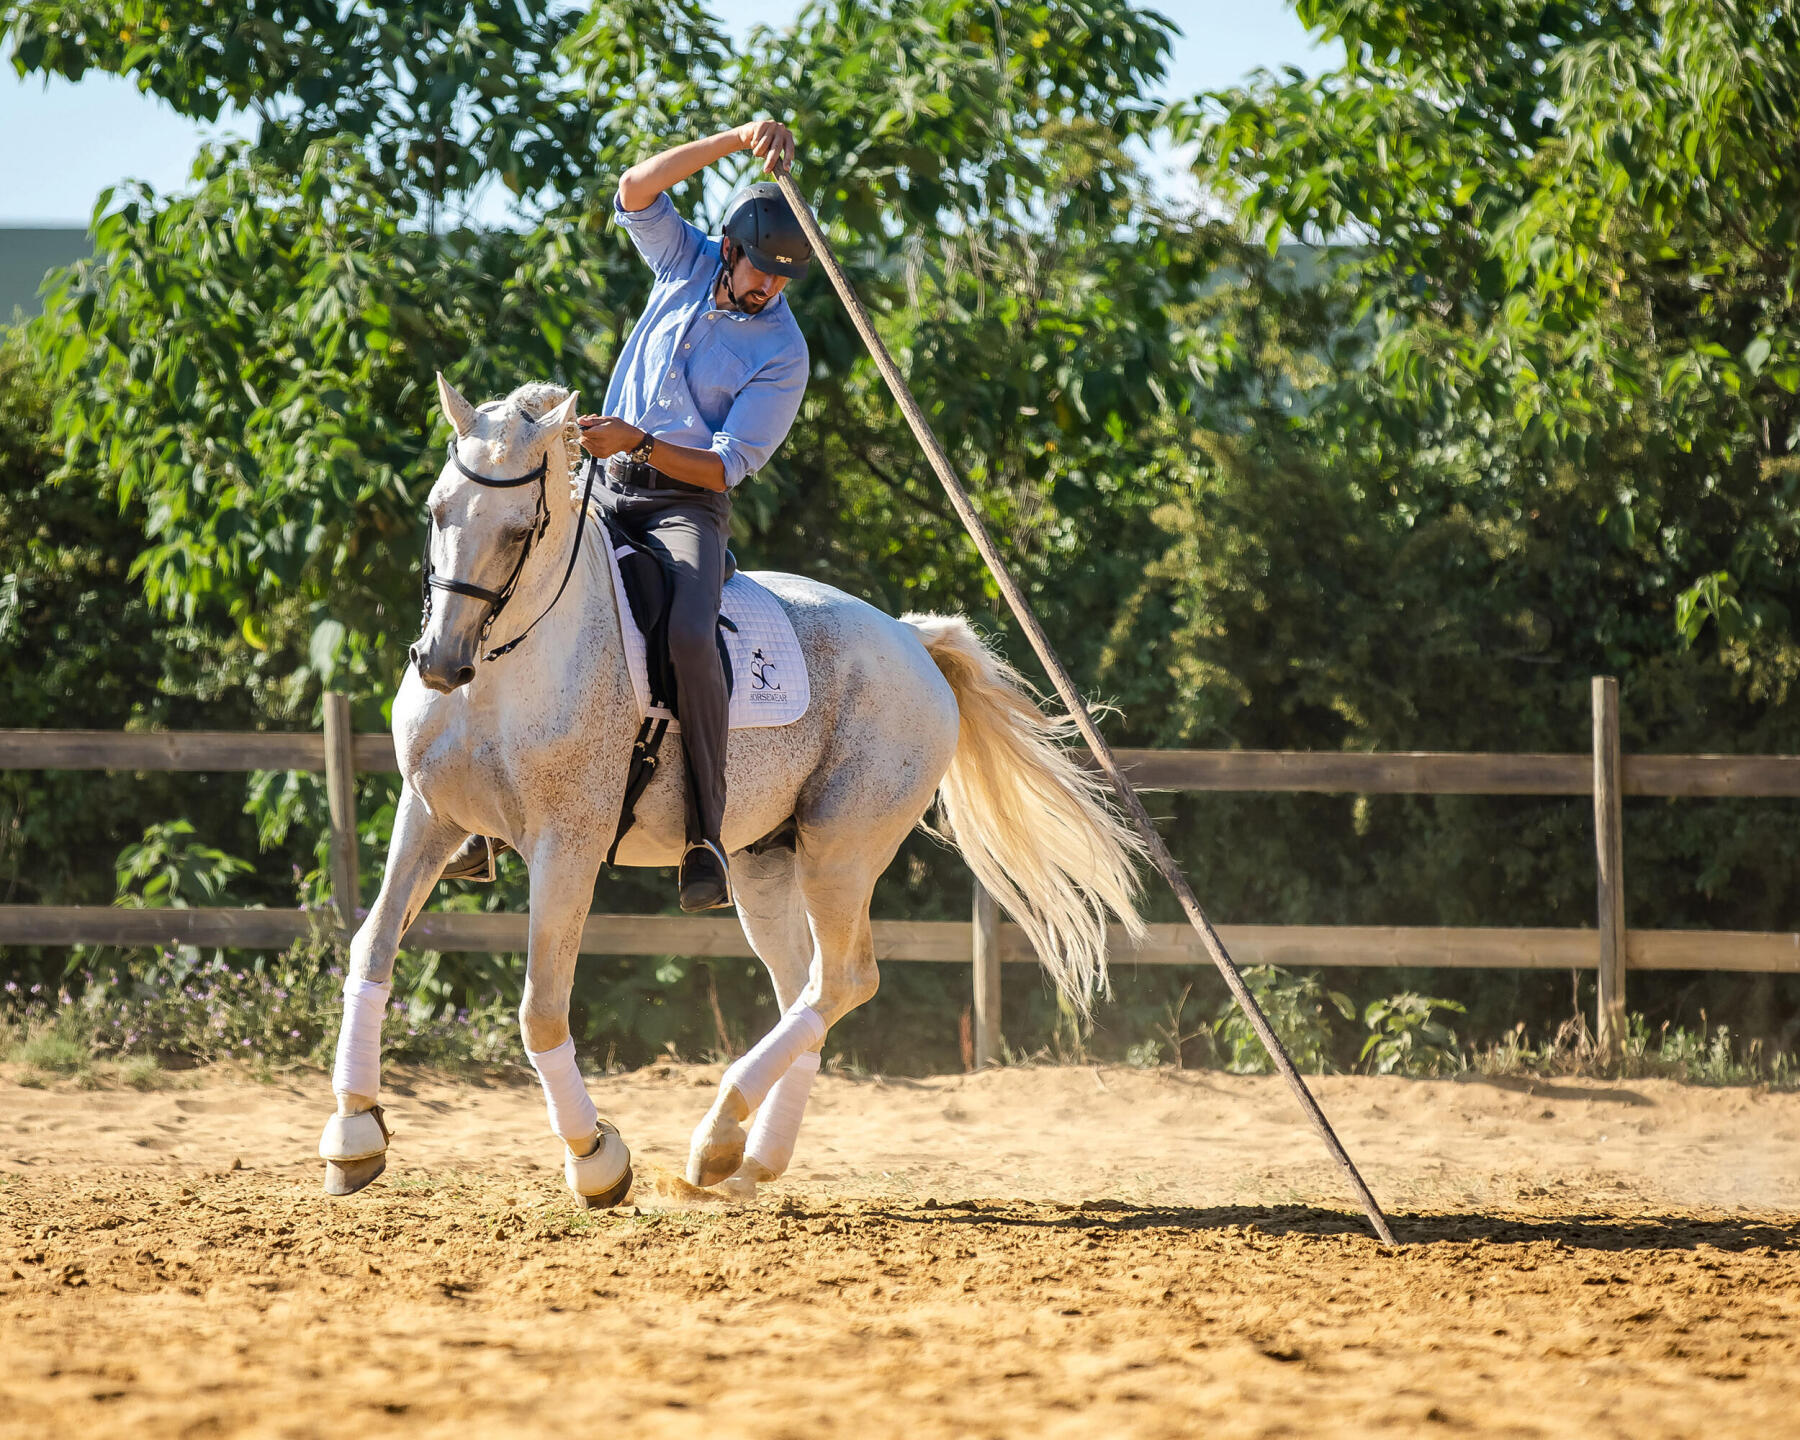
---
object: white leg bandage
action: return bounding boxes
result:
[722,1002,827,1113]
[527,1037,600,1143]
[745,1048,820,1177]
[332,977,391,1102]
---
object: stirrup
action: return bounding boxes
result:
[679,840,733,912]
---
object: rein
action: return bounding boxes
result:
[420,435,599,664]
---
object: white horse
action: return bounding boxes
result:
[317,374,1144,1204]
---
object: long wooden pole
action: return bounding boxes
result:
[322,691,362,934]
[776,172,1396,1245]
[972,880,1003,1066]
[1592,677,1627,1060]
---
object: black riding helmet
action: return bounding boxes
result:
[720,182,812,279]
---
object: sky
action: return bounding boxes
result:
[0,1,1337,226]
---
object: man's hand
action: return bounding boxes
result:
[578,415,644,459]
[736,119,795,176]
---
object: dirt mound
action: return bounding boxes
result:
[2,1065,1797,1437]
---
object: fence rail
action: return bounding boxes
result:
[5,679,1798,1059]
[11,728,1800,797]
[3,906,1798,973]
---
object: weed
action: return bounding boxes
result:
[1476,1013,1798,1087]
[0,931,523,1079]
[1361,994,1467,1077]
[13,1028,89,1075]
[1214,967,1353,1074]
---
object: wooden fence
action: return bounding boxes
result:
[5,678,1800,1064]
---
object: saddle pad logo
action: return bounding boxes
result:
[748,647,786,702]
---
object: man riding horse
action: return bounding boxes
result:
[441,118,810,911]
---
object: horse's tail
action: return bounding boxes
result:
[904,613,1145,1016]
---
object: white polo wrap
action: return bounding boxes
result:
[745,1047,820,1177]
[332,976,391,1102]
[722,1002,826,1113]
[527,1037,600,1142]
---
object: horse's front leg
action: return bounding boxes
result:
[518,840,632,1209]
[319,781,465,1195]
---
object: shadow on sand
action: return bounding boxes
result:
[802,1198,1798,1252]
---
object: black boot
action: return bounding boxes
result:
[440,834,502,882]
[678,840,733,912]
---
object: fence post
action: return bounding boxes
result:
[972,879,1002,1067]
[1592,676,1627,1060]
[322,691,361,934]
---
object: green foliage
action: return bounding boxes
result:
[114,820,253,909]
[1,932,518,1070]
[1213,967,1353,1074]
[3,0,1800,1072]
[1360,993,1466,1077]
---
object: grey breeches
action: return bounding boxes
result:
[599,476,731,849]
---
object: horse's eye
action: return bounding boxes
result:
[503,525,533,546]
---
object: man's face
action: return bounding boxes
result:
[723,241,789,314]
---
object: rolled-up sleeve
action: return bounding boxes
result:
[613,188,705,281]
[711,342,809,488]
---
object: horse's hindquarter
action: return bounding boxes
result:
[750,574,960,837]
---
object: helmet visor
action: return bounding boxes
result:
[736,239,810,280]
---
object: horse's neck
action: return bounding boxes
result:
[479,460,629,712]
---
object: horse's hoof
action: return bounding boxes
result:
[718,1173,759,1201]
[687,1139,745,1189]
[574,1164,633,1210]
[323,1155,387,1196]
[319,1106,389,1196]
[565,1121,632,1208]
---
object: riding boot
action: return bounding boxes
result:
[441,834,511,882]
[679,840,733,911]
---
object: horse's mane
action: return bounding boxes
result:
[501,381,584,499]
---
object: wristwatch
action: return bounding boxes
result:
[627,429,656,465]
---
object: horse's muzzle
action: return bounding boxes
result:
[409,640,476,693]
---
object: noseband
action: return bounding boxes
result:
[420,434,599,664]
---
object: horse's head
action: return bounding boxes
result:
[409,373,580,693]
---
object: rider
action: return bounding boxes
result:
[442,119,812,912]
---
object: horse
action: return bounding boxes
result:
[317,374,1144,1204]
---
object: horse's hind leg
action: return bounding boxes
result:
[320,781,465,1195]
[718,840,819,1198]
[687,828,904,1189]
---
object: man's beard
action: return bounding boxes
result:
[720,248,770,313]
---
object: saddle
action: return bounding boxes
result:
[602,512,738,865]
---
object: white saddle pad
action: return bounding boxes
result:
[591,510,810,731]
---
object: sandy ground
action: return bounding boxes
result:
[2,1062,1796,1438]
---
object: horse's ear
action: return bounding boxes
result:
[436,371,479,438]
[540,391,579,432]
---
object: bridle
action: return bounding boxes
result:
[419,431,599,664]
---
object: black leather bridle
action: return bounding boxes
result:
[420,433,599,664]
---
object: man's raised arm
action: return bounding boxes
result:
[617,120,796,211]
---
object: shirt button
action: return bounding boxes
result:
[668,368,676,377]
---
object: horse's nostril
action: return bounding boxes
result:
[454,666,476,687]
[408,645,422,670]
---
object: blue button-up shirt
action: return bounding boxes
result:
[604,191,809,489]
